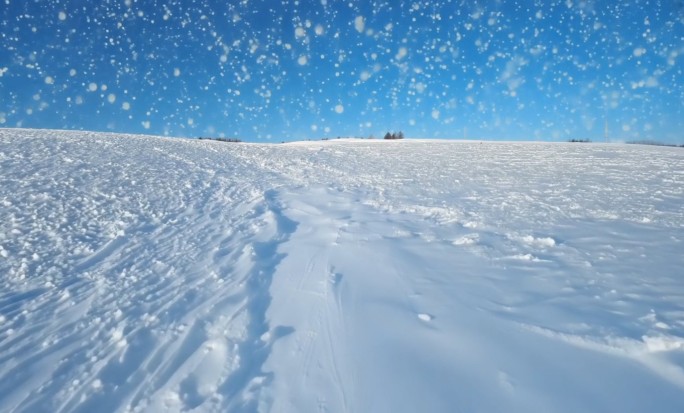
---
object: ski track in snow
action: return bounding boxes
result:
[1,129,683,412]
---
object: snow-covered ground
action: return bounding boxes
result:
[1,128,683,413]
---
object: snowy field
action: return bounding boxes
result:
[1,128,683,413]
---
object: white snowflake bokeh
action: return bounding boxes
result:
[1,0,682,141]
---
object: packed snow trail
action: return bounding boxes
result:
[1,129,683,412]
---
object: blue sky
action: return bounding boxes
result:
[1,0,682,142]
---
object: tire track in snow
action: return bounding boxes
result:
[260,188,361,413]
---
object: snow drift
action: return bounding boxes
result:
[1,129,683,412]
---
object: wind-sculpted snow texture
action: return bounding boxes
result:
[1,129,683,412]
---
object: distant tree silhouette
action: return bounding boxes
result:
[198,137,242,143]
[383,131,405,140]
[627,140,684,148]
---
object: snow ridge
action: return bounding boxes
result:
[1,129,683,412]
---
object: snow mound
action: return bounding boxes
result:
[519,235,557,247]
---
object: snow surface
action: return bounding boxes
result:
[1,129,683,412]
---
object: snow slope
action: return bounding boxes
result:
[1,129,683,412]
